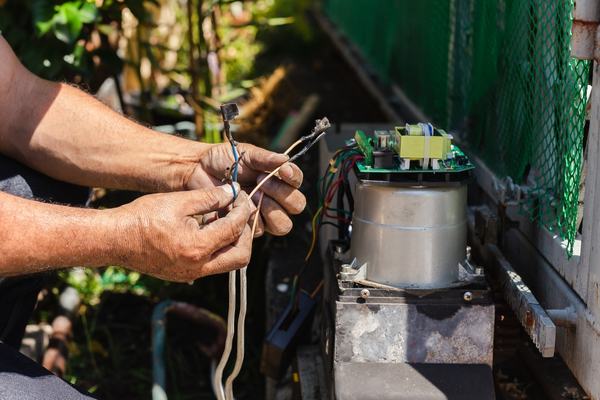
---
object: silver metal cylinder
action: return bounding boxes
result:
[350,182,467,288]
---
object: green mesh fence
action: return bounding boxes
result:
[324,0,590,256]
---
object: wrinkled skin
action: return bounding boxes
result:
[187,142,307,236]
[114,186,253,282]
[0,34,307,282]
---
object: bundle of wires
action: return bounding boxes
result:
[213,112,331,400]
[305,144,363,261]
[284,144,363,310]
[220,103,241,198]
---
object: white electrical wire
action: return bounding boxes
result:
[224,194,264,400]
[219,143,303,400]
[214,105,241,400]
[224,270,247,400]
[215,119,330,400]
[213,269,236,400]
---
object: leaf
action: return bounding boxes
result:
[36,19,54,36]
[53,2,83,44]
[39,1,98,44]
[72,41,85,67]
[78,2,97,24]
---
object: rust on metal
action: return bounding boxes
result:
[571,0,600,61]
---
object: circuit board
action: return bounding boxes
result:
[353,127,474,185]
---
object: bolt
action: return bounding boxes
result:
[360,289,370,299]
[341,264,352,273]
[463,291,473,302]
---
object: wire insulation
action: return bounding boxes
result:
[219,119,328,399]
[212,269,236,400]
[224,194,264,400]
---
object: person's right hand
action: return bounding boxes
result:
[112,184,253,282]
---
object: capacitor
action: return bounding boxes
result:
[374,130,393,150]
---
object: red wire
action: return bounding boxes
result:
[323,154,362,205]
[325,178,344,203]
[321,155,362,223]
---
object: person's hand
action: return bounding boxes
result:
[186,143,306,236]
[112,184,253,282]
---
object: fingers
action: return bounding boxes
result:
[275,162,303,189]
[259,195,293,236]
[255,173,306,215]
[182,183,239,215]
[237,143,303,188]
[203,223,253,275]
[248,199,265,237]
[253,214,265,237]
[237,143,288,173]
[196,191,252,254]
[249,192,266,237]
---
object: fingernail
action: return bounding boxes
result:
[280,164,294,179]
[220,182,240,195]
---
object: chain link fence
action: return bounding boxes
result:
[324,0,590,256]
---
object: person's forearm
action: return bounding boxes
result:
[0,192,125,275]
[0,38,208,192]
[5,77,207,192]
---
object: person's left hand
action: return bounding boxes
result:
[186,143,306,236]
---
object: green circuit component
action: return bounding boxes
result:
[351,124,474,184]
[355,144,473,174]
[395,124,452,160]
[354,130,374,166]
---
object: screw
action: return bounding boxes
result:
[360,289,370,299]
[463,291,473,302]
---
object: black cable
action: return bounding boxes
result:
[337,181,346,240]
[320,221,341,229]
[342,156,355,214]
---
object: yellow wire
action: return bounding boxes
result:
[305,206,323,262]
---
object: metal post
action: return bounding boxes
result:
[573,0,600,321]
[572,0,600,60]
[584,60,600,321]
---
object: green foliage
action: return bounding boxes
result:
[220,24,262,85]
[35,1,98,45]
[262,0,314,41]
[0,0,155,84]
[61,266,148,306]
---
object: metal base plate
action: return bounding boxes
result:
[334,362,495,400]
